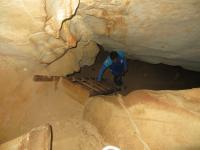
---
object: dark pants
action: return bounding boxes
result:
[114,75,123,86]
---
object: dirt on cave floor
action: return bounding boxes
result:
[73,50,200,95]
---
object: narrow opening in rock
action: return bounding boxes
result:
[72,49,200,95]
[1,1,200,149]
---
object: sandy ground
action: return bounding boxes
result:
[73,50,200,95]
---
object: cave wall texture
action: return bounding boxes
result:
[0,1,200,149]
[0,60,199,149]
[0,0,200,73]
[84,89,200,149]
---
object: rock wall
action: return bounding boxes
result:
[0,58,200,149]
[0,0,98,75]
[0,125,52,150]
[84,89,200,149]
[75,0,200,71]
[1,1,200,149]
[0,60,104,149]
[47,41,99,75]
[1,0,200,72]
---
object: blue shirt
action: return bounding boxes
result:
[97,51,127,81]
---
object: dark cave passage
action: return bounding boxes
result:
[73,50,200,95]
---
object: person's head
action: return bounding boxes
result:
[110,51,118,62]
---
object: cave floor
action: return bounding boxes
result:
[73,50,200,95]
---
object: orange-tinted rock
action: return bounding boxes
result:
[84,89,200,149]
[0,124,52,150]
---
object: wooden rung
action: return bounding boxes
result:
[33,75,119,96]
[33,75,61,81]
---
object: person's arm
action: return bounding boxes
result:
[97,65,107,81]
[97,57,112,81]
[117,50,128,72]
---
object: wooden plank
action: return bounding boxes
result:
[70,77,102,93]
[33,75,119,96]
[33,75,61,82]
[86,79,108,92]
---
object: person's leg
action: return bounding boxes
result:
[114,75,123,86]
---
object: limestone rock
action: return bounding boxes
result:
[29,32,67,63]
[0,124,52,150]
[0,0,80,65]
[1,0,200,71]
[0,65,105,149]
[75,0,200,71]
[47,41,100,75]
[45,0,79,38]
[0,0,46,43]
[84,89,200,149]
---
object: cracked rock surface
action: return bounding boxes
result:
[1,0,200,72]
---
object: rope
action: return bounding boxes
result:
[117,95,150,150]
